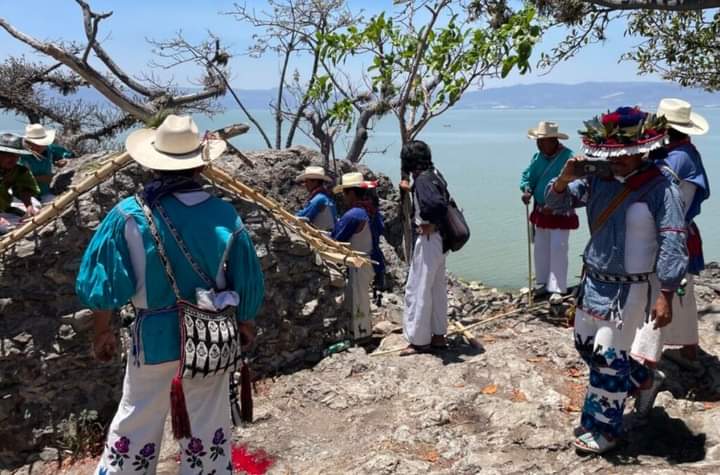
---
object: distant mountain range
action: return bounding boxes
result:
[220,81,720,110]
[455,82,720,109]
[47,81,720,110]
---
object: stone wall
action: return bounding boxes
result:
[0,147,386,467]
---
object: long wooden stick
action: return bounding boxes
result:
[0,151,131,252]
[371,295,573,357]
[525,203,533,306]
[202,165,370,268]
[448,319,482,349]
[1,153,371,269]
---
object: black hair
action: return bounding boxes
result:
[345,187,368,199]
[668,128,689,142]
[401,140,433,173]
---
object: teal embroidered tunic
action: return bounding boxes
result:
[76,193,264,363]
[19,144,74,195]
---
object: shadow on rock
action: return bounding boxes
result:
[603,408,707,466]
[433,337,485,366]
[660,347,720,403]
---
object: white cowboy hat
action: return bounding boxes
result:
[527,121,568,140]
[295,166,332,183]
[332,172,377,194]
[23,124,56,146]
[125,114,226,171]
[657,98,709,136]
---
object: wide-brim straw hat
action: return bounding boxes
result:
[657,98,709,136]
[333,172,377,194]
[527,121,568,140]
[296,166,332,183]
[0,133,27,155]
[23,123,56,146]
[126,114,226,171]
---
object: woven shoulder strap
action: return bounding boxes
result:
[154,201,216,289]
[136,194,183,300]
[590,185,633,235]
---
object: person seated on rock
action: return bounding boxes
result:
[0,133,41,234]
[632,98,711,387]
[331,172,385,341]
[20,123,74,203]
[399,140,450,356]
[295,165,337,231]
[76,115,264,474]
[545,106,687,455]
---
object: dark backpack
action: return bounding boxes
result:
[432,169,471,252]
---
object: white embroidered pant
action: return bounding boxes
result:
[574,285,651,437]
[631,275,699,363]
[96,355,232,475]
[403,232,448,346]
[534,227,569,294]
[347,264,373,339]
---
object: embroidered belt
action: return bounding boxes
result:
[586,269,650,283]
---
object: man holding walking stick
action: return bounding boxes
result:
[520,121,578,305]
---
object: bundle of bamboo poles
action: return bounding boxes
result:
[0,151,131,253]
[202,165,370,269]
[0,151,371,270]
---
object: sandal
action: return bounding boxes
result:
[399,344,430,356]
[573,431,618,455]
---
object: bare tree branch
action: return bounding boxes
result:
[0,17,154,120]
[588,0,720,11]
[74,0,160,98]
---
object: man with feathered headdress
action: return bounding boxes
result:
[545,106,688,454]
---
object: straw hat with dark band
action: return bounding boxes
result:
[125,114,226,171]
[296,166,332,183]
[527,121,568,140]
[657,98,709,136]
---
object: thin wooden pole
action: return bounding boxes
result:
[525,203,534,306]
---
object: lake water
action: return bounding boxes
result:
[3,108,719,289]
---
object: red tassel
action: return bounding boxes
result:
[170,374,192,439]
[240,362,253,423]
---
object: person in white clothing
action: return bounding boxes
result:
[331,172,384,341]
[76,116,264,474]
[631,98,711,417]
[520,121,579,303]
[399,141,450,355]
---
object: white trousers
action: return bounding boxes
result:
[347,264,373,339]
[534,227,569,294]
[403,232,448,346]
[574,284,651,437]
[96,354,232,474]
[631,275,699,363]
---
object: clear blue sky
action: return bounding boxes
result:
[0,0,656,89]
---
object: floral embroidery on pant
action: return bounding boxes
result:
[210,428,227,461]
[108,436,131,469]
[132,442,156,473]
[185,437,207,470]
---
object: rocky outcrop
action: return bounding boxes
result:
[0,147,402,467]
[226,266,720,474]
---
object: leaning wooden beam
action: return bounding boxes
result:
[202,165,370,269]
[0,151,131,253]
[0,151,371,269]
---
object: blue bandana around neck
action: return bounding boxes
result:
[141,175,204,206]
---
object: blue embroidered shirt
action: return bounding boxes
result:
[545,165,687,320]
[76,193,264,363]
